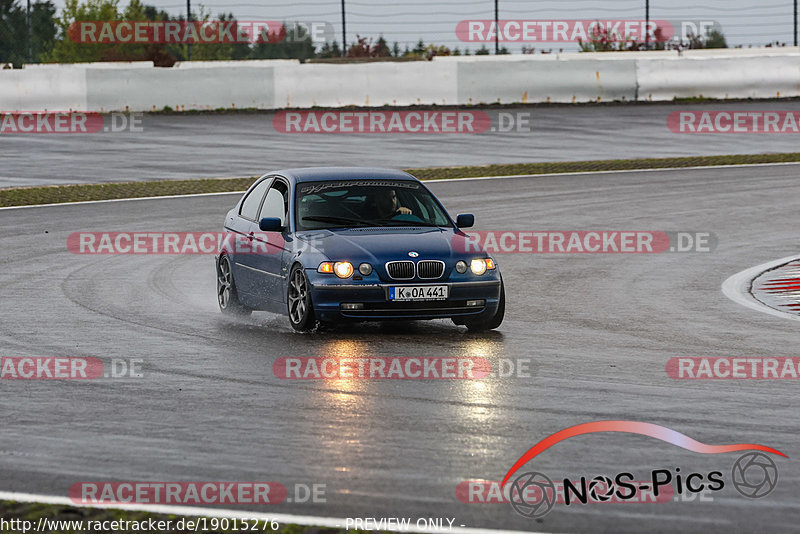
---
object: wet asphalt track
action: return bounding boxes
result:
[5,101,800,187]
[1,164,800,533]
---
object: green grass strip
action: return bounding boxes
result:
[0,177,258,208]
[406,152,800,180]
[3,152,799,208]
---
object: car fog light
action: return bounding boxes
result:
[334,261,354,278]
[455,260,468,274]
[341,303,364,310]
[470,258,487,275]
[466,299,485,307]
[358,263,373,276]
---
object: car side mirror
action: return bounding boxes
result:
[456,214,474,228]
[259,217,283,231]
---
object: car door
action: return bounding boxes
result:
[248,178,290,302]
[228,176,273,299]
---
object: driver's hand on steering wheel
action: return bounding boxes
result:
[396,207,412,215]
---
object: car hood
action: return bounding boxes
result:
[296,227,467,263]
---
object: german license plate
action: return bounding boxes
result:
[389,285,448,301]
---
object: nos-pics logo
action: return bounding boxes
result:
[502,421,784,519]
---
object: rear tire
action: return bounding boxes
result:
[463,277,505,332]
[217,254,252,316]
[288,265,316,332]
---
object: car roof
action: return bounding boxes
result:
[272,167,419,183]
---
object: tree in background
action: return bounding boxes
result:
[690,29,727,49]
[31,0,56,59]
[345,35,391,58]
[1,0,28,65]
[170,7,237,62]
[44,0,119,62]
[4,0,649,66]
[251,22,315,61]
[579,23,729,52]
[373,35,390,57]
[345,35,370,57]
[316,40,341,58]
[43,0,259,64]
[0,0,56,66]
[105,0,172,64]
[420,43,449,59]
[577,23,630,52]
[225,14,251,60]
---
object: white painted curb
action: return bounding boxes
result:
[721,255,800,322]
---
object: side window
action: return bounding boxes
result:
[258,181,289,226]
[239,178,272,220]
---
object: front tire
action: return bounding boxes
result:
[217,254,252,316]
[463,278,505,332]
[288,265,316,332]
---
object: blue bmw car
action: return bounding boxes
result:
[216,167,504,331]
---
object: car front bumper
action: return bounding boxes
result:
[308,276,502,322]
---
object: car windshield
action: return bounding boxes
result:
[295,180,453,231]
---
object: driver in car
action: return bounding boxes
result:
[374,188,412,218]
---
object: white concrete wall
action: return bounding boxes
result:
[85,63,275,111]
[454,55,637,104]
[1,48,799,112]
[0,64,88,111]
[273,60,458,108]
[636,54,800,101]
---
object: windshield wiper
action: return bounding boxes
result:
[302,216,379,227]
[373,219,442,227]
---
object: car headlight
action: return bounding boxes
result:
[470,259,487,275]
[469,258,495,275]
[358,263,373,276]
[455,260,468,274]
[334,261,354,279]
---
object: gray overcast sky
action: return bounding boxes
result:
[49,0,796,53]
